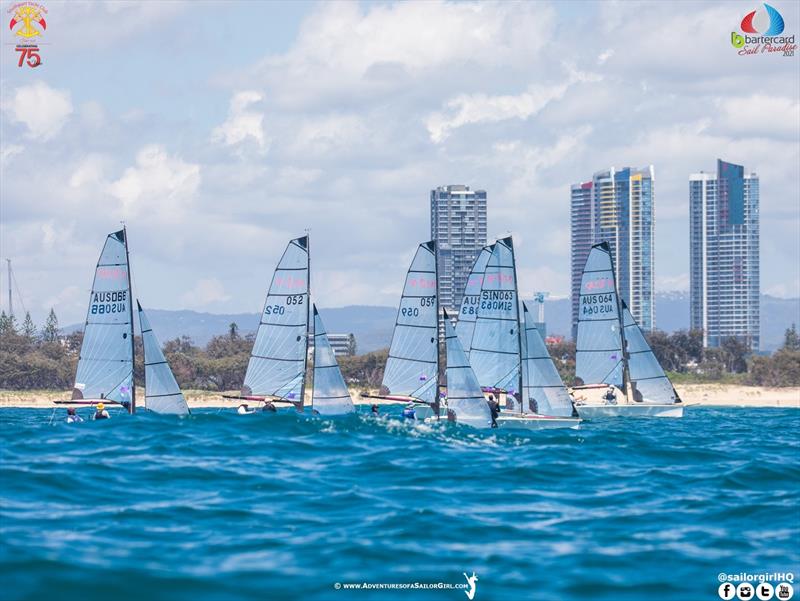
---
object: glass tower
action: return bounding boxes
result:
[570,166,655,338]
[689,159,760,350]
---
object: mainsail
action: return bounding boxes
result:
[444,311,491,427]
[456,244,494,356]
[575,242,624,388]
[311,305,354,415]
[381,241,438,404]
[520,302,574,417]
[137,302,190,415]
[468,237,521,391]
[622,301,680,404]
[242,236,310,402]
[72,229,135,411]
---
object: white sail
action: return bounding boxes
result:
[444,312,492,428]
[575,242,624,388]
[381,241,438,404]
[72,229,134,410]
[455,244,494,357]
[622,301,680,404]
[138,302,189,415]
[242,236,310,402]
[312,305,354,415]
[521,303,574,417]
[468,237,521,391]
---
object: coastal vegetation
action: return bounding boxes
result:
[1,310,798,391]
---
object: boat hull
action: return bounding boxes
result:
[496,414,581,430]
[575,403,684,419]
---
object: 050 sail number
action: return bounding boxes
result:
[401,296,435,317]
[264,295,304,315]
[581,293,614,316]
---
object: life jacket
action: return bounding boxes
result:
[94,411,109,420]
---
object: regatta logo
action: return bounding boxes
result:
[731,3,796,57]
[7,2,47,67]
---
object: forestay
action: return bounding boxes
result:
[311,306,354,415]
[72,229,134,407]
[575,242,624,388]
[242,236,309,401]
[521,303,574,417]
[381,241,438,404]
[622,302,680,404]
[468,237,521,391]
[455,245,494,357]
[138,302,190,415]
[444,314,491,428]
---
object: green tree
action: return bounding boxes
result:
[720,337,749,373]
[22,311,36,341]
[0,311,18,336]
[783,323,800,351]
[41,308,59,343]
[229,322,239,340]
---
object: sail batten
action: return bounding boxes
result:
[242,236,310,401]
[137,302,189,415]
[311,305,354,415]
[381,242,439,404]
[72,229,134,408]
[468,237,521,391]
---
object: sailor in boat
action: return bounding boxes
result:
[370,404,379,416]
[487,395,500,428]
[529,397,539,414]
[261,401,277,413]
[65,408,83,424]
[603,386,617,405]
[237,403,256,415]
[402,403,416,420]
[93,402,110,420]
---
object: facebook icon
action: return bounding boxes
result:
[719,582,735,600]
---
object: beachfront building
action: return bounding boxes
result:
[570,166,656,338]
[430,185,488,313]
[689,159,760,351]
[327,333,356,357]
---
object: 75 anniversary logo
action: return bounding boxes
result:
[7,2,47,68]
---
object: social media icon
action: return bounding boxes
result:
[776,582,794,600]
[720,583,736,600]
[739,583,756,600]
[757,582,775,601]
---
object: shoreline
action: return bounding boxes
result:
[0,384,798,409]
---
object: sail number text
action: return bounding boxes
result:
[264,294,305,316]
[90,290,127,315]
[581,293,615,316]
[479,290,514,312]
[401,296,435,318]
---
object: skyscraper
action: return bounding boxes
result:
[570,166,655,338]
[690,159,760,350]
[430,185,488,312]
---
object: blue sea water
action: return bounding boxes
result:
[1,406,799,601]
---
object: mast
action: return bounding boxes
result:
[509,237,524,414]
[433,240,442,418]
[6,259,12,318]
[605,241,631,404]
[123,226,136,414]
[299,233,311,412]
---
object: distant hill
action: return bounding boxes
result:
[65,294,798,354]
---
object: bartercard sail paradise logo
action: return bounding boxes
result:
[731,3,796,57]
[7,1,46,68]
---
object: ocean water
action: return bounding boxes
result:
[1,406,798,601]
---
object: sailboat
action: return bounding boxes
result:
[572,242,684,418]
[467,236,579,429]
[137,302,190,415]
[55,228,191,416]
[495,303,581,429]
[366,241,440,418]
[227,235,354,416]
[455,244,494,356]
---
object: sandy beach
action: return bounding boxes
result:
[0,385,798,409]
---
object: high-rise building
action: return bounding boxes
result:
[689,159,760,350]
[570,166,655,338]
[430,185,488,312]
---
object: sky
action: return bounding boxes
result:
[1,0,799,327]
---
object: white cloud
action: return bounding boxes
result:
[714,95,800,140]
[2,81,72,140]
[426,67,601,142]
[211,91,268,154]
[109,145,200,219]
[181,278,231,309]
[1,144,24,169]
[597,49,614,65]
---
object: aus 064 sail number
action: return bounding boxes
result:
[582,293,614,316]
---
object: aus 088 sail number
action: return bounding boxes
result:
[581,293,614,316]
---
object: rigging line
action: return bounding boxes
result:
[9,264,28,315]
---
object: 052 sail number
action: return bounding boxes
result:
[581,293,614,316]
[264,294,304,315]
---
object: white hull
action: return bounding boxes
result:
[496,414,581,430]
[575,403,684,419]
